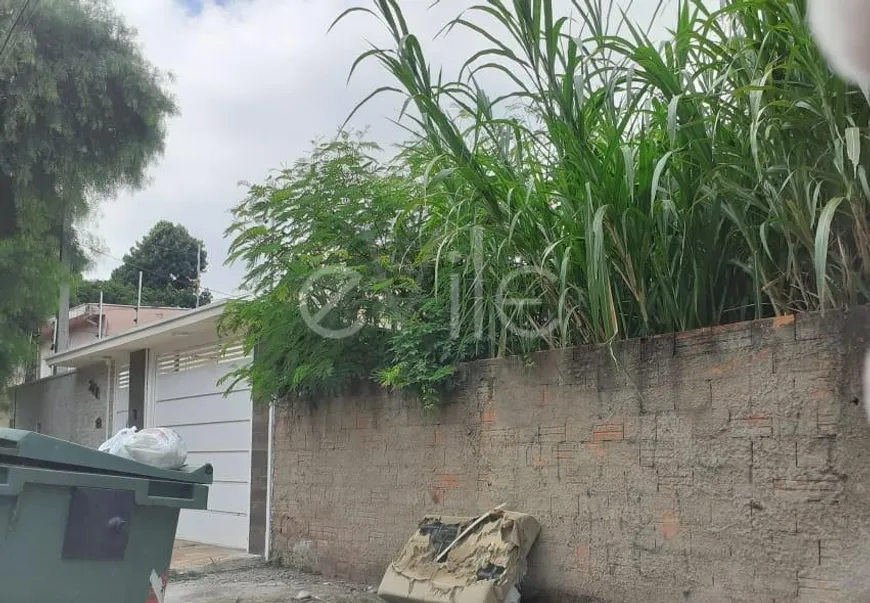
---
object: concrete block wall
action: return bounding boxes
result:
[0,390,12,428]
[271,307,870,602]
[13,363,110,448]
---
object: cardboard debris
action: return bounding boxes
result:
[378,509,540,603]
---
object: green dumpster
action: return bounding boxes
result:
[0,428,213,603]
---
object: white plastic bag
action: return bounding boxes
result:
[99,426,188,470]
[99,426,138,456]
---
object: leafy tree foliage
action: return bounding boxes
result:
[221,133,469,405]
[0,235,64,384]
[0,0,176,385]
[0,0,176,240]
[111,221,207,291]
[222,134,508,408]
[221,134,397,401]
[73,222,211,308]
[71,279,211,309]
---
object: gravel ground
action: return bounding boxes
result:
[165,566,383,603]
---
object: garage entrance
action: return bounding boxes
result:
[152,341,251,550]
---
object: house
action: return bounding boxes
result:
[1,303,184,430]
[13,300,268,554]
[36,303,189,380]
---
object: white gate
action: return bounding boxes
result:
[152,341,252,550]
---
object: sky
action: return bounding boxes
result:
[92,0,670,299]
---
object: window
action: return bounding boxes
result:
[157,341,246,375]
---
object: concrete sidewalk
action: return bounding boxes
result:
[165,566,380,603]
[170,540,262,577]
[164,542,380,602]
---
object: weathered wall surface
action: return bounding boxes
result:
[13,363,109,448]
[271,307,870,602]
[0,404,11,428]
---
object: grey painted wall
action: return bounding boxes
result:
[0,391,12,428]
[14,363,109,448]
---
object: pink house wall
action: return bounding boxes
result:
[37,305,189,379]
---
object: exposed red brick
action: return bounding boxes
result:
[354,414,373,430]
[709,358,737,377]
[434,472,460,488]
[575,544,589,565]
[592,423,624,442]
[481,408,497,424]
[554,443,577,462]
[752,348,771,362]
[809,387,834,400]
[773,314,796,328]
[657,511,679,540]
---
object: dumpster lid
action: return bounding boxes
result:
[0,429,213,485]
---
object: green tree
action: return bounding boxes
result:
[72,278,212,309]
[221,133,416,402]
[73,222,212,308]
[71,279,137,307]
[0,0,176,385]
[222,134,485,408]
[112,221,207,291]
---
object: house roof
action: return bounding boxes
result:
[40,303,188,339]
[46,299,233,369]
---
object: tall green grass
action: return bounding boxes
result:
[335,0,870,351]
[224,0,870,407]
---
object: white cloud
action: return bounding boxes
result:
[92,0,673,298]
[92,0,462,297]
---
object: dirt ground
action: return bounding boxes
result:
[165,566,382,603]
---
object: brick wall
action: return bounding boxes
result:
[271,307,870,602]
[13,363,110,448]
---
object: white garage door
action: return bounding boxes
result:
[153,342,252,551]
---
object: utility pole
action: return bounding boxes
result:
[135,271,143,325]
[195,242,202,308]
[54,216,71,374]
[98,291,104,339]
